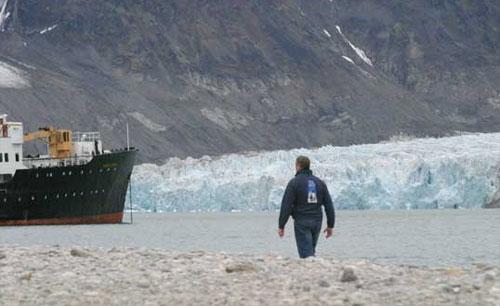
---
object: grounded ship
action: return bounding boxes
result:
[0,114,137,226]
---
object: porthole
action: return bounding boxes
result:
[99,169,103,173]
[35,173,39,178]
[72,192,76,197]
[3,198,6,202]
[18,197,21,202]
[44,195,48,200]
[80,170,84,175]
[102,189,105,193]
[95,190,98,194]
[64,193,68,198]
[106,168,110,172]
[113,168,117,171]
[56,194,60,199]
[31,196,35,201]
[68,171,72,176]
[89,170,93,174]
[62,172,66,176]
[80,192,84,196]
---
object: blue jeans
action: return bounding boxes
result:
[294,219,322,258]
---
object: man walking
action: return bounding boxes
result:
[278,156,335,258]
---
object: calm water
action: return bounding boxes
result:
[1,210,499,267]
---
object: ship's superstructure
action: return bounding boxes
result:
[0,114,137,225]
[0,114,24,181]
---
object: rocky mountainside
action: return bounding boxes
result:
[0,0,499,162]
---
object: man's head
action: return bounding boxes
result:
[295,156,311,172]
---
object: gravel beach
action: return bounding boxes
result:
[0,247,498,306]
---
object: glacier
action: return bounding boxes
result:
[130,133,500,212]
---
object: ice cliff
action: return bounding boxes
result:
[131,133,500,212]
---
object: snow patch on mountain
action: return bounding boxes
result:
[0,0,10,31]
[40,24,58,34]
[128,112,167,133]
[336,25,373,66]
[201,108,250,130]
[130,133,500,212]
[2,56,36,70]
[342,56,354,64]
[0,61,30,88]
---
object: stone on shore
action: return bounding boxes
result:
[70,248,92,258]
[225,261,259,273]
[19,272,32,281]
[341,267,358,282]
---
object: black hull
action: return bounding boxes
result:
[0,150,137,225]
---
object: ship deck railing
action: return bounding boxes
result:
[22,148,133,169]
[72,132,101,142]
[23,155,94,169]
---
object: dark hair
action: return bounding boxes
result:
[296,156,310,170]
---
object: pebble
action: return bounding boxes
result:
[225,261,258,273]
[137,280,150,288]
[70,249,91,258]
[340,267,358,282]
[484,271,496,282]
[19,272,32,281]
[443,284,461,294]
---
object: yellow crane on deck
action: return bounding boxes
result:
[23,127,74,159]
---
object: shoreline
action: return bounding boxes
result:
[0,247,498,305]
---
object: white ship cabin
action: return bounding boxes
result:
[0,115,25,182]
[71,132,103,157]
[0,115,106,178]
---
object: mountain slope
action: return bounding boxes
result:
[0,0,499,162]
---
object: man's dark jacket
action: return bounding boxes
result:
[278,169,335,229]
